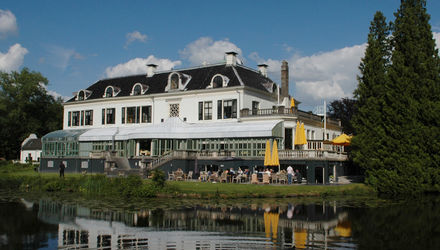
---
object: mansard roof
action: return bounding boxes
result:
[67,63,275,102]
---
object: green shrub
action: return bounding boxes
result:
[151,169,165,188]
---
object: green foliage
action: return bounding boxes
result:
[151,169,166,188]
[0,68,63,159]
[353,1,440,194]
[327,98,357,134]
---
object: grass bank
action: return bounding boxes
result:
[0,162,375,199]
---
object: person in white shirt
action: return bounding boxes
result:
[287,165,294,184]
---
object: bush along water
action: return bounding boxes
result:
[17,172,172,199]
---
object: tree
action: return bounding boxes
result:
[352,1,440,194]
[327,98,357,135]
[351,11,391,187]
[0,68,63,160]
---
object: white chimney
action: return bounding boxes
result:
[225,52,238,66]
[146,64,158,77]
[258,64,268,77]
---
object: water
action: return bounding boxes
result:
[1,194,440,249]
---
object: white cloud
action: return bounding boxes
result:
[180,37,243,65]
[434,32,440,51]
[0,43,28,72]
[105,55,182,78]
[0,9,17,39]
[38,82,70,101]
[45,45,83,71]
[125,31,147,48]
[251,44,366,108]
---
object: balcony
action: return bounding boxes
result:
[240,108,341,127]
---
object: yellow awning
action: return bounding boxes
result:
[331,133,352,146]
[264,140,272,166]
[271,140,280,166]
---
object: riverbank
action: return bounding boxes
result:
[0,163,375,199]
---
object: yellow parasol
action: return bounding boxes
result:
[300,123,307,145]
[331,133,352,146]
[264,140,272,166]
[290,97,295,109]
[271,140,280,167]
[294,121,301,145]
[294,228,307,249]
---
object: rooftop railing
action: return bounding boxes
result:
[240,108,340,127]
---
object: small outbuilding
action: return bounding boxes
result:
[20,134,42,164]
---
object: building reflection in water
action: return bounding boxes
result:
[35,199,353,249]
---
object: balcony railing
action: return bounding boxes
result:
[240,108,341,127]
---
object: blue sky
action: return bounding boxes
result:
[1,0,440,111]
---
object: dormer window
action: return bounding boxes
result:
[131,83,149,96]
[105,86,114,97]
[170,73,179,90]
[213,76,223,88]
[75,89,92,101]
[272,84,278,93]
[166,72,191,92]
[103,86,120,98]
[208,74,230,89]
[78,91,85,100]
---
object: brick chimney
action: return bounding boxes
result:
[281,60,289,99]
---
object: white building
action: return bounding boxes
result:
[20,134,42,164]
[40,52,345,183]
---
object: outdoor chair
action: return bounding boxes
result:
[220,172,228,183]
[278,173,287,184]
[232,174,241,183]
[209,173,218,182]
[251,173,259,184]
[175,171,183,181]
[186,171,193,181]
[262,173,270,184]
[168,171,175,181]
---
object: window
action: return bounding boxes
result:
[272,84,277,93]
[104,87,113,97]
[141,106,152,123]
[312,131,315,140]
[102,108,115,124]
[223,99,237,119]
[170,74,179,90]
[213,75,223,88]
[80,111,84,126]
[198,102,203,120]
[121,107,125,124]
[198,101,212,120]
[132,84,142,95]
[126,107,136,123]
[169,104,179,117]
[204,101,212,120]
[72,111,80,126]
[68,111,71,126]
[217,100,222,119]
[85,110,93,125]
[252,101,259,115]
[78,91,85,100]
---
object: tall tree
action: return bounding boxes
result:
[353,1,440,194]
[351,11,391,189]
[0,68,63,160]
[327,98,357,135]
[384,0,440,194]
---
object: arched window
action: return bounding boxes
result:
[170,74,179,90]
[105,86,114,97]
[272,84,277,93]
[133,85,142,95]
[78,91,85,100]
[213,75,223,88]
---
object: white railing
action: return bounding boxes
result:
[278,150,347,160]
